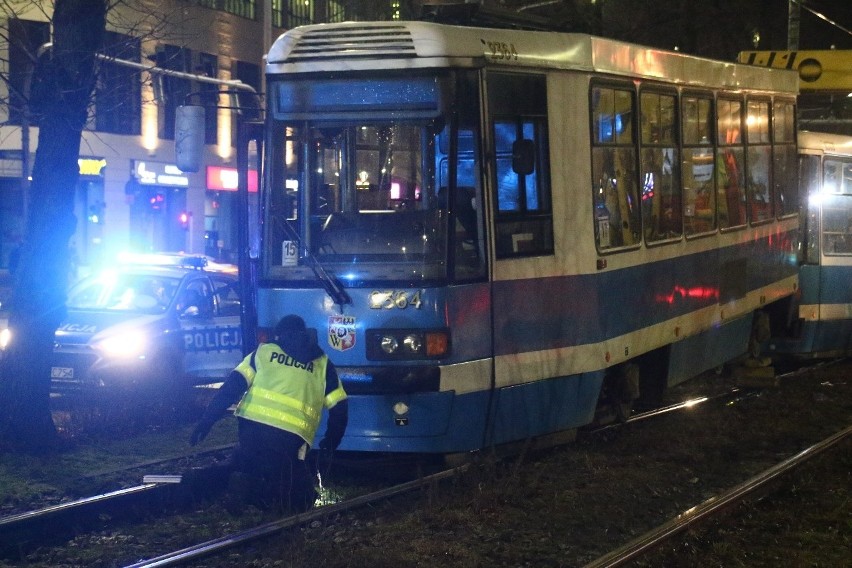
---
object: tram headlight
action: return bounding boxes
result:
[380,335,399,354]
[367,328,450,360]
[403,334,422,353]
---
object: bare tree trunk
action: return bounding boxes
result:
[0,0,107,453]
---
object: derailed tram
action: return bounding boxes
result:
[768,131,852,358]
[254,22,800,453]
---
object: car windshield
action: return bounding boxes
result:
[67,272,181,313]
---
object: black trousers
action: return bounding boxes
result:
[233,418,317,512]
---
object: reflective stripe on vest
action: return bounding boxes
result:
[234,343,329,443]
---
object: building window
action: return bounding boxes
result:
[195,0,256,20]
[197,52,219,145]
[273,0,313,27]
[94,32,141,135]
[234,60,262,122]
[272,0,350,27]
[153,46,217,142]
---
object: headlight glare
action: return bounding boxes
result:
[94,330,148,358]
[0,328,10,350]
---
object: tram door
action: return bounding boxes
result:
[817,158,852,351]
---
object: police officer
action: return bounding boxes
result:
[190,314,348,512]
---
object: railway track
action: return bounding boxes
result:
[1,360,845,566]
[583,424,852,568]
[123,422,851,568]
[0,380,749,561]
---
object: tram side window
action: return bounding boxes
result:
[773,100,798,218]
[592,85,640,250]
[717,98,746,229]
[746,99,773,223]
[488,73,553,258]
[267,124,302,266]
[682,95,716,235]
[640,91,681,242]
[821,159,852,256]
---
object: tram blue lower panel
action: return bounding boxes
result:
[771,319,852,357]
[330,390,489,453]
[486,372,603,448]
[325,372,603,453]
[668,315,751,387]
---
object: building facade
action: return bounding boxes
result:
[0,0,365,274]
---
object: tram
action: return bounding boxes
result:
[240,21,801,453]
[767,131,852,358]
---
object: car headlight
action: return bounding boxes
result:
[367,329,450,361]
[0,327,10,350]
[92,330,148,358]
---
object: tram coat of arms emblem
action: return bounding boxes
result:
[328,315,356,351]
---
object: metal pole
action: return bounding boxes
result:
[787,0,800,50]
[236,121,262,355]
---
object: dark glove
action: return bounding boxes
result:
[190,419,214,446]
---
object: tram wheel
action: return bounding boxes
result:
[594,363,640,425]
[609,363,640,423]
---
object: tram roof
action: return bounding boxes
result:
[267,21,798,94]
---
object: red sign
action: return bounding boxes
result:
[206,166,258,192]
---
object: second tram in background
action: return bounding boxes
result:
[237,21,802,453]
[768,131,852,358]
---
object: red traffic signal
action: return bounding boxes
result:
[178,211,191,229]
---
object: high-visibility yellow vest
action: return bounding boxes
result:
[233,343,346,444]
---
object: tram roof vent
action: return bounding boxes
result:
[284,25,416,62]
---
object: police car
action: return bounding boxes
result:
[50,253,243,394]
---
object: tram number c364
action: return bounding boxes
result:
[369,290,423,310]
[482,39,518,61]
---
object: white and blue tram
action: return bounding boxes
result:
[257,22,800,453]
[768,131,852,358]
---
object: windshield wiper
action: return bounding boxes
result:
[281,221,352,309]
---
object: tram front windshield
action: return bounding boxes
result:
[265,120,449,284]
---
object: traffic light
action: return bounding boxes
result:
[149,191,165,212]
[178,211,191,230]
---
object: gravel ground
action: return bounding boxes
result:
[1,360,850,567]
[218,361,852,568]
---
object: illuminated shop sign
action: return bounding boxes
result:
[78,158,106,177]
[206,166,258,192]
[133,160,189,187]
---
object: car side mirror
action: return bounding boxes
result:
[181,306,200,318]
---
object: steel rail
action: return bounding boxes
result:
[123,464,468,568]
[0,483,160,529]
[589,387,750,435]
[583,423,852,568]
[592,358,846,435]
